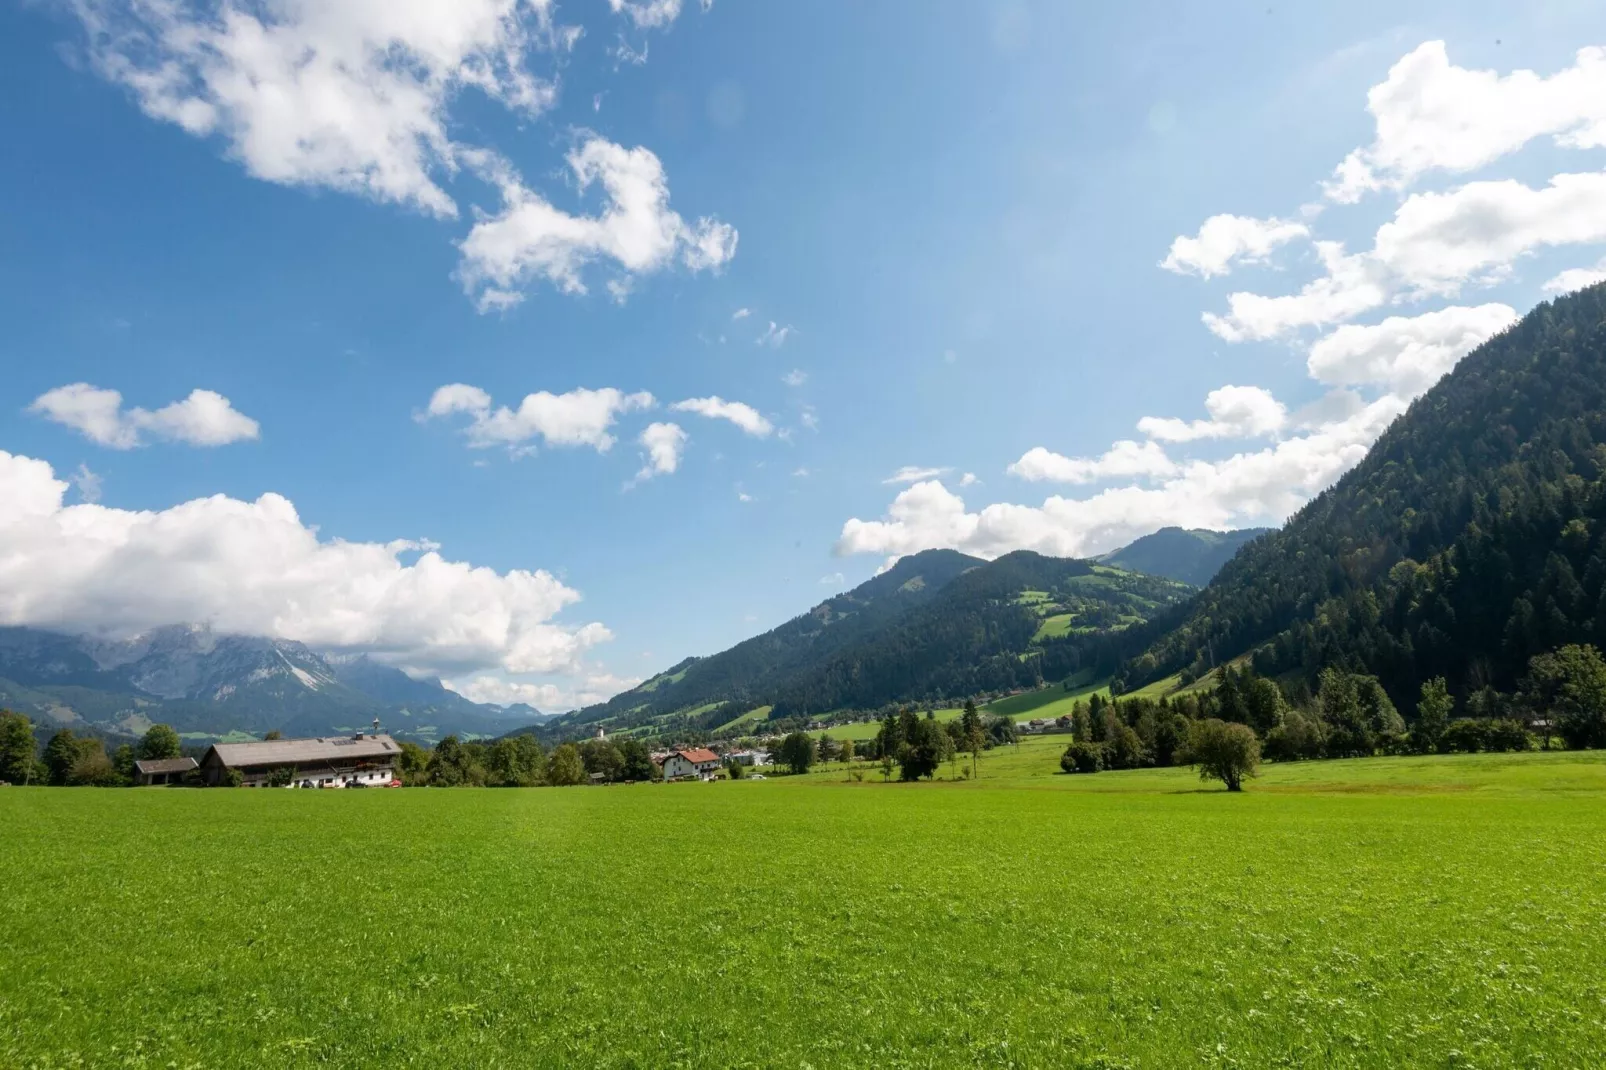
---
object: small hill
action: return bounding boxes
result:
[549,550,1193,736]
[1100,527,1271,586]
[1119,283,1606,709]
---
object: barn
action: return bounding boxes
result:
[200,733,400,788]
[132,757,197,786]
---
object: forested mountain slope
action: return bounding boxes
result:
[1100,527,1272,586]
[553,549,983,730]
[553,551,1193,735]
[1118,284,1606,709]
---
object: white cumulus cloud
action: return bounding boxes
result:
[424,383,654,452]
[670,396,772,436]
[456,137,737,310]
[1204,242,1388,341]
[838,398,1405,563]
[1136,385,1287,443]
[1542,259,1606,295]
[1325,42,1606,203]
[1161,214,1309,278]
[1008,441,1178,484]
[0,450,608,678]
[30,383,260,449]
[445,670,640,711]
[1307,304,1517,395]
[1372,171,1606,297]
[68,0,563,219]
[633,421,688,483]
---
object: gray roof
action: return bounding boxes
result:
[206,734,399,768]
[134,757,198,775]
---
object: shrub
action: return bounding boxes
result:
[1060,741,1103,774]
[1442,719,1490,753]
[1263,709,1326,762]
[266,766,297,788]
[1486,719,1535,752]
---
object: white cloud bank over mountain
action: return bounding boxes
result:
[0,450,609,683]
[838,40,1600,565]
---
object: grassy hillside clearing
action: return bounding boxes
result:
[814,708,964,740]
[714,705,772,733]
[982,678,1112,720]
[3,748,1604,1067]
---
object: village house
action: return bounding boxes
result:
[725,749,772,767]
[660,747,721,780]
[132,756,197,786]
[199,733,400,788]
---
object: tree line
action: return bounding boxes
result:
[0,717,671,790]
[1057,641,1606,789]
[0,718,190,786]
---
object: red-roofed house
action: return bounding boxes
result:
[662,747,721,780]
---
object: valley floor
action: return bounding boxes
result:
[3,743,1605,1068]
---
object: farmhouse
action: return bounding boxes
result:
[200,733,400,788]
[726,749,772,767]
[661,747,721,780]
[132,757,197,786]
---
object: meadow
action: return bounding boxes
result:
[3,743,1605,1068]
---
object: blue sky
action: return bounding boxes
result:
[3,0,1605,709]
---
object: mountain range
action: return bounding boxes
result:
[0,625,547,744]
[0,523,1267,746]
[539,543,1215,738]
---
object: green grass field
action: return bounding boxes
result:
[4,745,1606,1068]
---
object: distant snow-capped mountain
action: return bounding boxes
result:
[0,624,549,743]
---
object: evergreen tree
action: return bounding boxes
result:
[0,710,36,785]
[43,729,81,786]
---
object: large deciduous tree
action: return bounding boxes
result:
[1526,644,1606,750]
[1186,718,1260,792]
[138,724,182,762]
[546,743,587,786]
[779,732,815,776]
